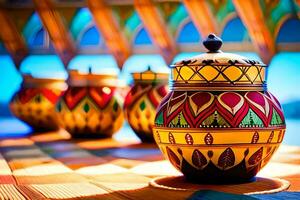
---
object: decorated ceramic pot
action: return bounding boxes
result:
[10,74,66,131]
[124,67,169,142]
[56,70,124,138]
[153,34,286,183]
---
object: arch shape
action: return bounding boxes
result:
[78,24,102,46]
[168,4,189,35]
[32,28,46,46]
[22,12,51,48]
[70,8,93,41]
[215,0,235,24]
[221,16,249,42]
[176,19,201,43]
[276,17,300,43]
[124,12,143,42]
[133,26,152,45]
[70,7,104,48]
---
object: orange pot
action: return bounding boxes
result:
[153,34,286,183]
[10,75,66,131]
[56,70,124,138]
[124,68,169,142]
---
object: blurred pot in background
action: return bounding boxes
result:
[10,74,67,132]
[56,69,124,138]
[124,67,169,142]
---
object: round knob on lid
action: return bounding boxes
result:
[203,33,223,53]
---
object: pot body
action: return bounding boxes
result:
[9,76,65,131]
[154,90,285,183]
[153,41,286,183]
[56,71,124,138]
[124,82,168,142]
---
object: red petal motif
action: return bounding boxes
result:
[218,92,244,115]
[89,87,114,109]
[18,89,40,104]
[189,92,213,116]
[64,87,87,110]
[41,89,62,104]
[167,92,187,116]
[245,92,270,126]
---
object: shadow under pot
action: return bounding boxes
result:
[124,68,169,142]
[10,74,67,132]
[56,70,124,138]
[153,34,286,183]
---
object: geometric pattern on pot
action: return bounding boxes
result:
[17,88,61,104]
[154,128,285,145]
[155,91,285,128]
[155,143,280,181]
[63,87,115,111]
[124,84,168,142]
[10,88,63,131]
[172,64,265,85]
[56,86,124,137]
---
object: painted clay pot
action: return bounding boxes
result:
[10,74,66,131]
[153,34,286,183]
[56,70,124,138]
[124,68,169,142]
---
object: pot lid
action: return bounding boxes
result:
[173,34,265,67]
[67,68,123,87]
[22,74,67,89]
[131,66,169,82]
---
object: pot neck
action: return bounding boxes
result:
[169,64,267,92]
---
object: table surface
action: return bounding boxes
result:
[0,128,299,200]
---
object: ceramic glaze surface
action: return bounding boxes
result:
[56,70,124,138]
[153,34,286,183]
[10,76,65,131]
[124,69,168,142]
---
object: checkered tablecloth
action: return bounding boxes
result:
[0,129,299,200]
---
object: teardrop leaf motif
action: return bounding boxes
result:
[248,147,263,165]
[192,149,207,168]
[35,95,41,103]
[185,133,193,145]
[218,148,235,169]
[56,102,62,112]
[113,101,118,112]
[207,150,213,158]
[168,132,176,144]
[277,130,282,143]
[244,148,249,156]
[83,103,90,113]
[156,131,161,143]
[166,147,180,169]
[177,148,183,155]
[266,147,272,154]
[267,131,274,143]
[251,131,259,144]
[204,133,213,145]
[140,101,146,111]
